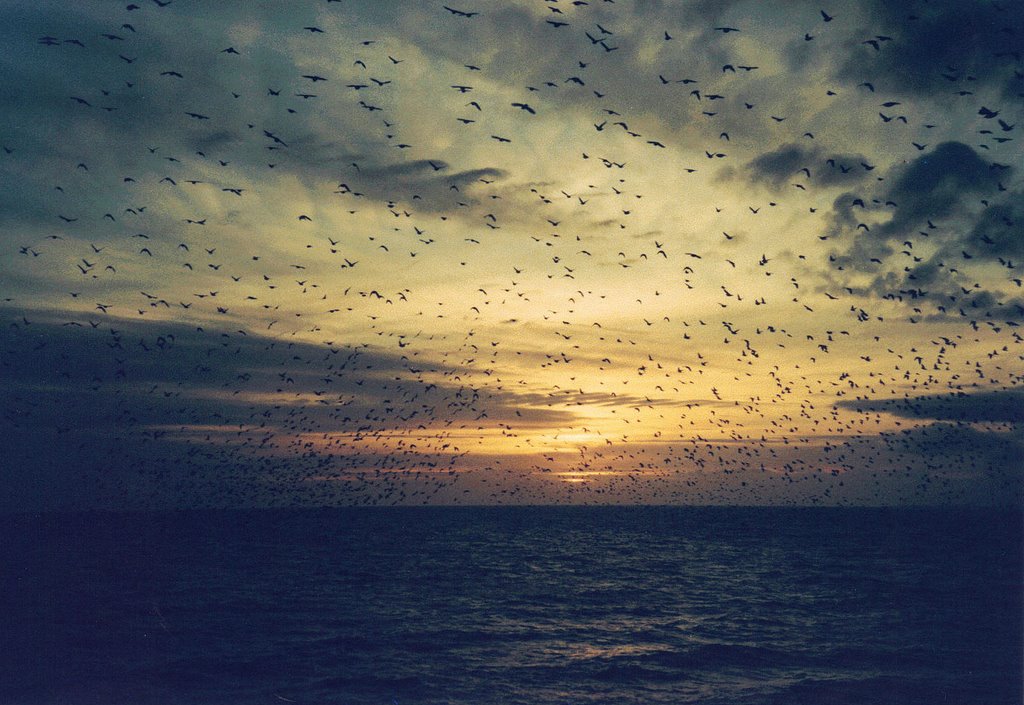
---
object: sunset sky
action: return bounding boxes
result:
[1,0,1022,509]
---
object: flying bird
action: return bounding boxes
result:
[443,5,479,17]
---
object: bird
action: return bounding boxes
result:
[443,5,479,17]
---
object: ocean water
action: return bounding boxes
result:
[2,507,1021,705]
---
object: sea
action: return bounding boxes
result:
[2,507,1021,705]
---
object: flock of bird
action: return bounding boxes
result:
[1,0,1022,508]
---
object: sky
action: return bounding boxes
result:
[0,0,1022,509]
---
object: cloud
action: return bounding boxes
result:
[824,141,1000,259]
[832,390,1024,504]
[0,311,597,509]
[836,0,1024,103]
[821,142,1023,319]
[336,163,510,213]
[0,310,583,428]
[837,389,1024,424]
[825,142,1004,240]
[0,1,509,225]
[744,142,871,188]
[961,195,1024,260]
[879,142,1005,233]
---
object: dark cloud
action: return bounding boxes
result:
[832,389,1024,504]
[746,144,815,187]
[0,310,577,428]
[0,0,507,230]
[830,141,1006,268]
[880,142,1004,234]
[961,195,1024,260]
[823,422,1023,505]
[837,0,1024,103]
[822,142,1023,319]
[744,143,871,188]
[837,389,1024,424]
[0,310,589,509]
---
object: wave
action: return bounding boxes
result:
[643,642,803,671]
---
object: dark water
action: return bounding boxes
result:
[2,507,1021,705]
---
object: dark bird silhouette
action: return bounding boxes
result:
[443,5,479,17]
